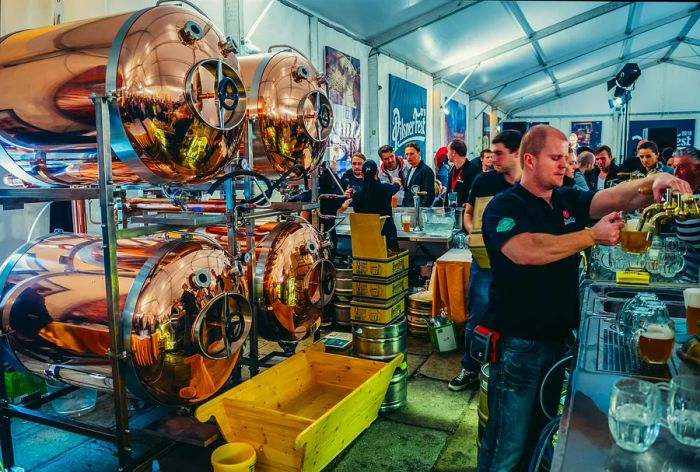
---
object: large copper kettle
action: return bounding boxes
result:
[238,50,333,178]
[0,5,247,186]
[253,220,335,341]
[0,233,251,405]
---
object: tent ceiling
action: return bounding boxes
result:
[283,0,700,114]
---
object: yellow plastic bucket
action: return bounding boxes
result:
[211,442,256,472]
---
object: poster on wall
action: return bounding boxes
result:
[481,112,491,151]
[628,119,695,156]
[388,75,427,157]
[325,46,361,175]
[444,98,467,144]
[571,121,602,149]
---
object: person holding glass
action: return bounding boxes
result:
[477,125,691,472]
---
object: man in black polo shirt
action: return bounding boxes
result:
[477,125,691,471]
[448,130,522,391]
[446,138,479,207]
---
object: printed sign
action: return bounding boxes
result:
[571,121,602,149]
[444,97,467,144]
[389,75,427,157]
[629,119,695,155]
[325,46,361,175]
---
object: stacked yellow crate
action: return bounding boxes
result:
[350,249,409,324]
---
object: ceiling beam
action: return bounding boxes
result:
[621,3,642,58]
[663,9,700,60]
[493,38,677,109]
[507,59,664,116]
[666,58,700,71]
[467,4,700,98]
[367,0,480,48]
[434,1,631,79]
[501,1,561,96]
[684,37,700,47]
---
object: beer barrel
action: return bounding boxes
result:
[352,316,407,361]
[407,293,432,336]
[333,301,351,327]
[477,363,489,449]
[379,364,408,413]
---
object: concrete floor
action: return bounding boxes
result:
[4,335,481,472]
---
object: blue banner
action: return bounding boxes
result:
[444,97,466,144]
[629,119,695,156]
[389,75,427,157]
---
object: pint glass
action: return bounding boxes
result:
[637,319,675,364]
[620,218,651,253]
[683,288,700,335]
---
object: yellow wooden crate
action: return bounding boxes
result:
[195,348,403,472]
[352,249,409,278]
[350,294,405,324]
[352,271,408,300]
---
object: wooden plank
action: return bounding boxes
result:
[308,352,385,388]
[283,382,353,419]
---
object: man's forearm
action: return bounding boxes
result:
[501,229,595,265]
[464,212,474,233]
[591,176,655,218]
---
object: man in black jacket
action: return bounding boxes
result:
[584,145,620,190]
[402,142,436,207]
[447,138,480,207]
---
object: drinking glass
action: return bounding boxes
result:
[683,287,700,336]
[620,216,651,254]
[636,309,675,365]
[401,215,411,233]
[660,375,700,448]
[608,378,662,452]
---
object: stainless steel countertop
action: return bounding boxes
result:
[553,282,700,471]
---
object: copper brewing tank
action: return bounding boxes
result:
[0,5,247,186]
[238,50,333,178]
[254,220,335,341]
[0,233,251,406]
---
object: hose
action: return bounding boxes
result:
[528,416,560,472]
[540,355,573,420]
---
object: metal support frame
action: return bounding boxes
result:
[663,10,700,61]
[683,37,700,47]
[467,4,700,98]
[0,94,181,472]
[666,58,700,71]
[621,3,641,58]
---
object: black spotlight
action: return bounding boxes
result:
[607,63,642,92]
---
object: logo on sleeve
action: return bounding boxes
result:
[563,209,576,225]
[496,217,515,232]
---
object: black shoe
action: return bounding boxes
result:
[448,368,479,391]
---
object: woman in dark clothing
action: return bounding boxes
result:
[343,160,401,249]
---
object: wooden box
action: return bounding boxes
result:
[195,348,403,472]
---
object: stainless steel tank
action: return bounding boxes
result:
[238,50,333,178]
[0,5,247,186]
[254,220,335,341]
[0,233,251,406]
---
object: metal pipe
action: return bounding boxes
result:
[71,200,88,233]
[93,93,132,471]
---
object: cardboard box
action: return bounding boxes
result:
[349,213,389,259]
[352,249,409,278]
[352,271,409,300]
[350,294,405,324]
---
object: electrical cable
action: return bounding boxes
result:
[539,355,573,420]
[528,416,560,472]
[26,201,52,243]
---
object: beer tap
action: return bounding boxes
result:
[637,188,700,239]
[411,185,426,232]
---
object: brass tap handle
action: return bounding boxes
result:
[638,185,653,196]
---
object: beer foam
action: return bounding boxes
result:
[624,219,640,232]
[684,288,700,307]
[642,323,675,340]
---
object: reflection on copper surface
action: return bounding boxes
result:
[254,221,335,341]
[238,51,333,178]
[0,233,250,405]
[0,6,246,185]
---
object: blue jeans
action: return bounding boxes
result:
[461,259,493,372]
[477,337,565,472]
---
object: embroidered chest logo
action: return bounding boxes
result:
[562,209,576,225]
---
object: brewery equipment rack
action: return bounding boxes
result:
[0,96,323,471]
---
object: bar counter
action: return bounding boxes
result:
[553,281,700,471]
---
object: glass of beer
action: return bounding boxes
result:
[683,287,700,335]
[391,194,398,208]
[401,215,411,232]
[620,217,651,253]
[637,312,675,364]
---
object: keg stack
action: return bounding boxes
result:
[407,290,432,336]
[350,250,410,412]
[332,268,353,328]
